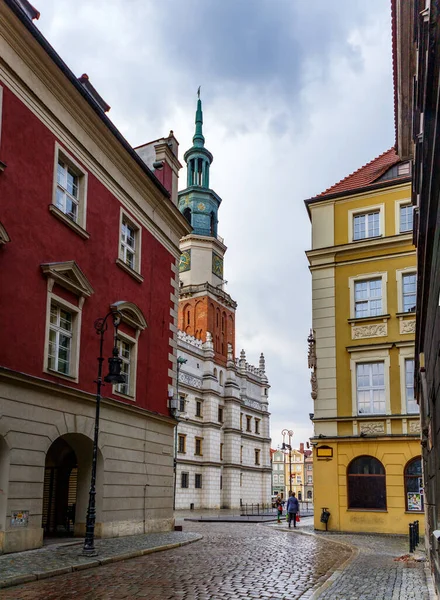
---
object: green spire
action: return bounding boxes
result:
[193,97,205,148]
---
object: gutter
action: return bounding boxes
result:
[4,0,170,199]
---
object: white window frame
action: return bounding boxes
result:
[396,268,417,314]
[348,204,384,243]
[50,143,88,238]
[44,293,81,382]
[398,346,419,414]
[349,272,388,319]
[353,278,383,318]
[113,329,138,400]
[117,208,143,282]
[350,348,391,416]
[395,199,413,234]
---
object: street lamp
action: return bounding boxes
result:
[82,310,126,557]
[281,429,294,496]
[171,356,187,510]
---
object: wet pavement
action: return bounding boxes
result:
[0,520,351,599]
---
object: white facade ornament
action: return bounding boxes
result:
[409,420,421,434]
[177,330,203,348]
[352,323,387,340]
[178,371,202,389]
[400,319,416,335]
[360,421,385,434]
[308,329,318,400]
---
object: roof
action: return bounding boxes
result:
[309,147,403,201]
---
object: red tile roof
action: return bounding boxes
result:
[314,147,402,200]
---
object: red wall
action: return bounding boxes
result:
[0,84,174,415]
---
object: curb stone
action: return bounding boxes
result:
[0,535,203,590]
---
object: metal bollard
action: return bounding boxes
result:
[415,520,419,545]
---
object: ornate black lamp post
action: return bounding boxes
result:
[281,429,294,495]
[82,310,126,557]
[170,356,187,510]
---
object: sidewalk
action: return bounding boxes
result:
[0,531,202,590]
[268,517,436,600]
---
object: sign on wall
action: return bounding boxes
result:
[11,510,29,527]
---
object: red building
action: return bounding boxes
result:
[0,0,189,553]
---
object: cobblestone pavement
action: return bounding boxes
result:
[1,521,351,599]
[0,531,201,587]
[270,520,434,600]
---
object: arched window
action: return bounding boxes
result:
[210,211,215,236]
[219,371,223,385]
[347,456,386,510]
[307,490,313,500]
[183,207,192,225]
[187,310,190,326]
[405,457,424,512]
[213,368,218,379]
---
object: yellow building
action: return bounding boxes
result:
[284,448,305,501]
[305,149,423,534]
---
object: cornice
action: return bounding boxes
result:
[312,413,421,422]
[0,366,176,426]
[180,232,227,253]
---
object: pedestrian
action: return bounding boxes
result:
[276,497,283,523]
[287,492,300,528]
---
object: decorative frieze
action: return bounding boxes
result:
[178,371,202,389]
[360,421,385,434]
[307,329,318,400]
[243,398,267,412]
[352,323,387,340]
[400,319,416,335]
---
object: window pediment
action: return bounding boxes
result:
[41,261,94,297]
[111,301,147,330]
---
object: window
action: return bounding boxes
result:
[279,475,284,484]
[402,273,417,313]
[195,474,202,489]
[307,464,313,471]
[240,473,243,487]
[255,419,260,435]
[179,395,186,413]
[246,416,252,432]
[196,400,203,418]
[219,371,224,385]
[347,456,386,510]
[296,465,301,472]
[218,407,224,423]
[307,490,313,500]
[181,472,189,488]
[405,359,419,414]
[195,437,203,456]
[400,204,413,233]
[353,211,380,240]
[354,278,382,318]
[273,474,278,484]
[356,362,385,414]
[296,476,302,484]
[56,159,79,222]
[178,434,186,454]
[307,476,313,484]
[254,449,260,465]
[240,446,243,464]
[48,303,73,375]
[115,337,133,396]
[298,492,302,501]
[405,457,424,512]
[240,414,243,430]
[220,475,222,490]
[220,443,223,461]
[117,210,143,281]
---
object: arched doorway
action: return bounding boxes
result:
[42,434,102,538]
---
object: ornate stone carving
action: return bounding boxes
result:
[310,372,318,400]
[360,421,385,434]
[409,420,421,433]
[400,319,416,335]
[178,371,202,389]
[243,398,266,411]
[352,323,387,340]
[307,329,317,369]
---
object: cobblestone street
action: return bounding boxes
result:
[1,521,350,599]
[0,519,435,599]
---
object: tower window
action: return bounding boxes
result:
[187,310,190,325]
[183,207,192,225]
[210,211,215,236]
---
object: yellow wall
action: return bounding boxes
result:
[309,178,424,535]
[313,439,423,534]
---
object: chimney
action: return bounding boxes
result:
[300,443,304,454]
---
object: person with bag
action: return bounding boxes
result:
[287,492,300,528]
[276,497,283,523]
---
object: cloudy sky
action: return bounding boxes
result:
[36,0,394,449]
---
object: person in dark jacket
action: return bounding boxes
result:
[286,492,300,528]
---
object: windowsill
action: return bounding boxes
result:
[177,451,186,455]
[351,234,383,243]
[348,314,391,324]
[396,312,416,318]
[113,390,136,402]
[115,258,144,283]
[194,454,203,457]
[44,367,78,383]
[357,413,386,418]
[347,509,388,513]
[49,204,90,239]
[405,511,423,514]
